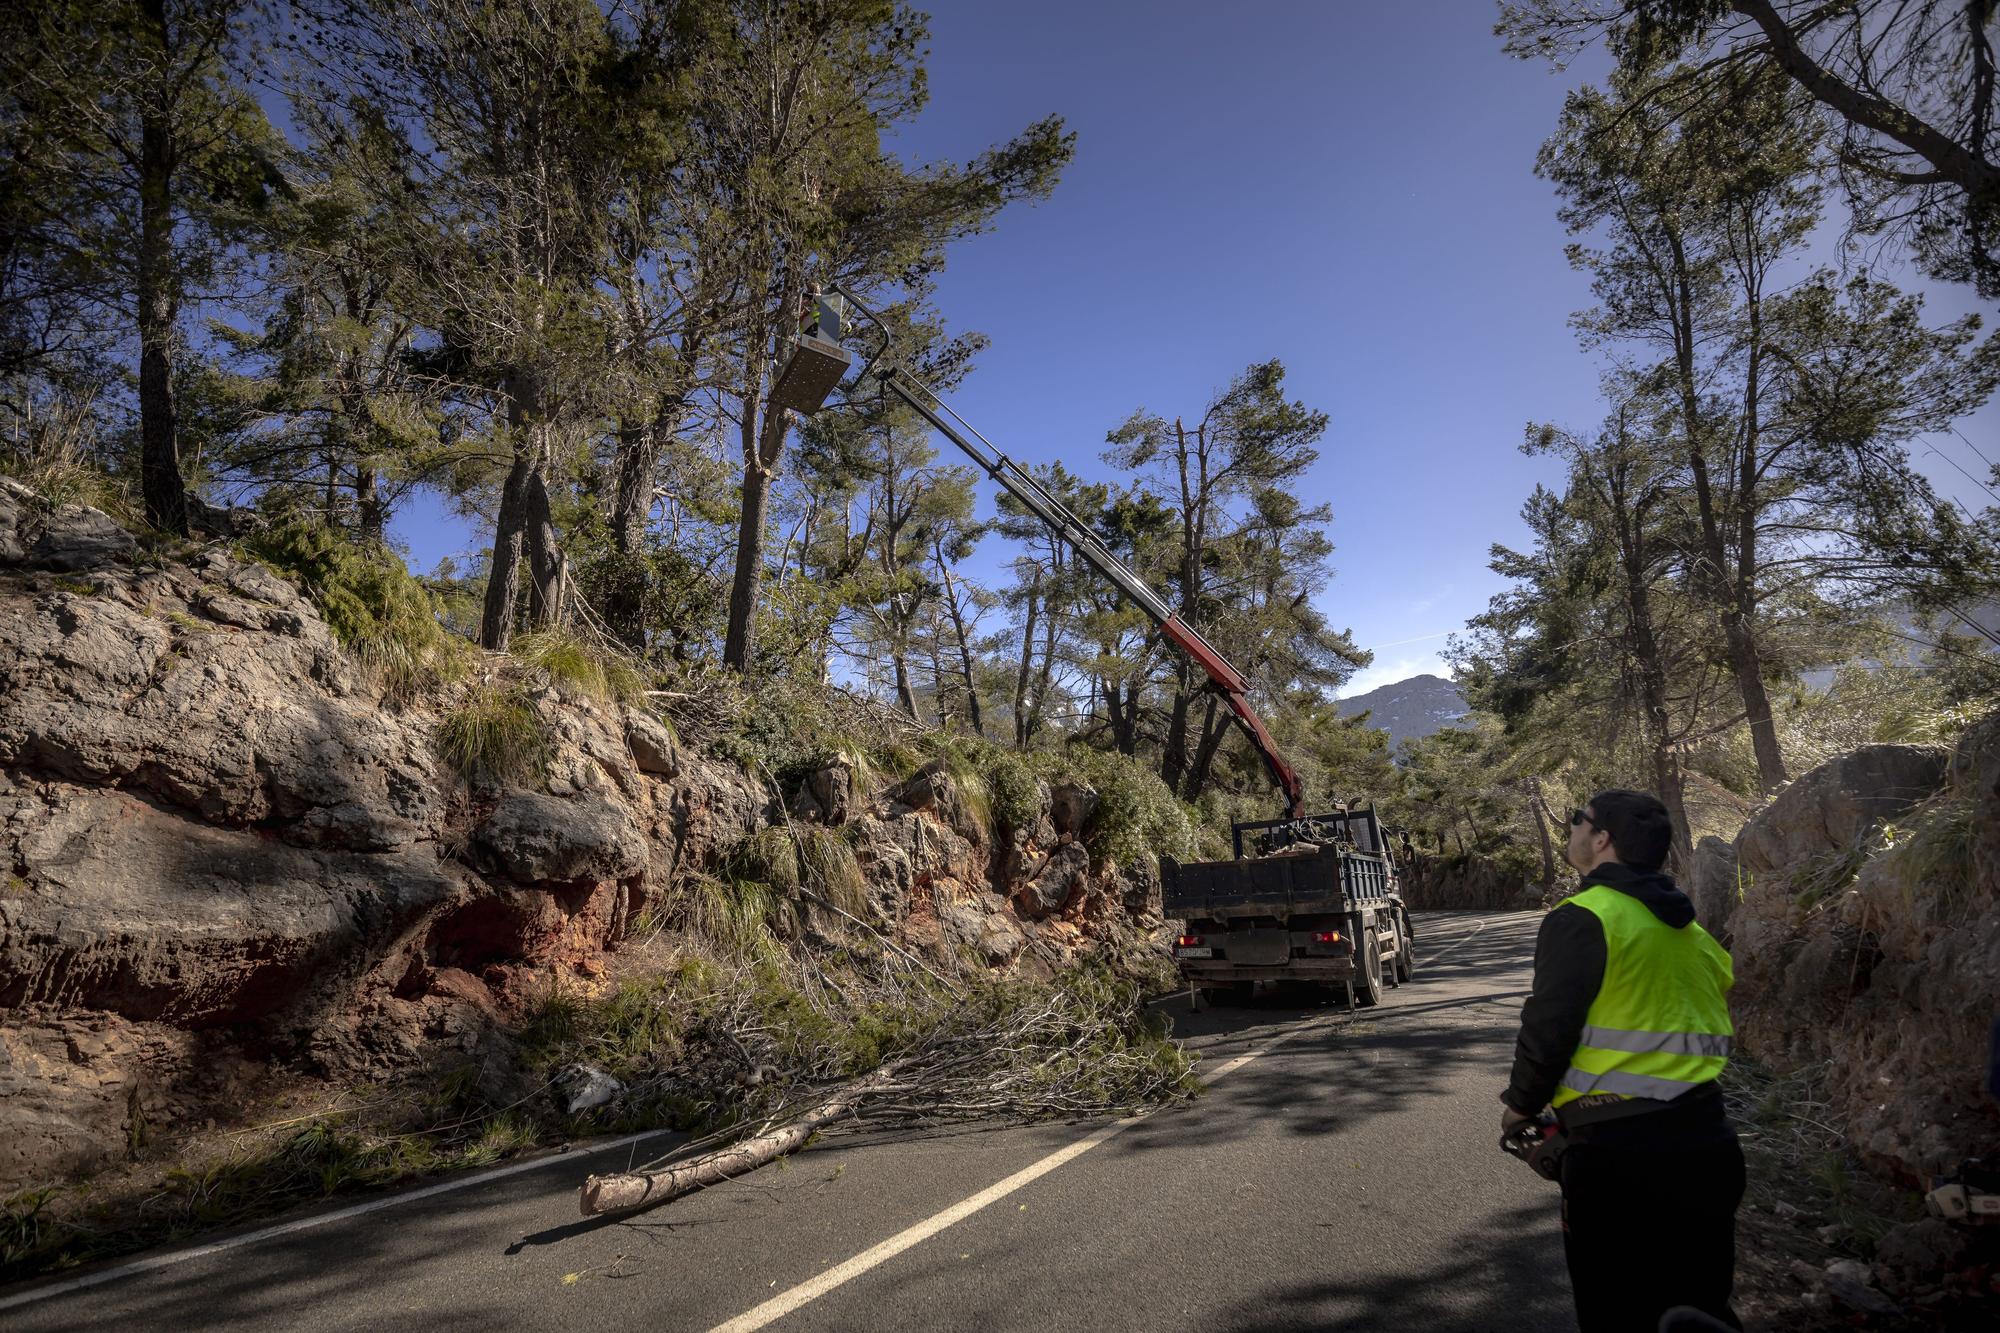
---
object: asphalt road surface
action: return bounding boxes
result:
[3,910,1576,1332]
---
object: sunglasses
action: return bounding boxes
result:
[1569,809,1595,829]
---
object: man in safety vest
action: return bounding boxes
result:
[1501,789,1744,1332]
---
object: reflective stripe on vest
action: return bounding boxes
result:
[1550,883,1734,1110]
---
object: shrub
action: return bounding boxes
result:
[726,827,802,895]
[725,824,869,919]
[914,736,995,834]
[1060,746,1198,870]
[794,823,868,917]
[241,520,465,701]
[436,684,549,787]
[983,746,1048,831]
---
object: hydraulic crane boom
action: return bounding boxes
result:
[780,285,1306,820]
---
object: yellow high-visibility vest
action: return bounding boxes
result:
[1551,883,1734,1109]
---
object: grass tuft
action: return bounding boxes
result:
[513,629,646,704]
[436,684,550,788]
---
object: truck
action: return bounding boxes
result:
[1163,803,1415,1011]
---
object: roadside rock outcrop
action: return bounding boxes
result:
[1727,726,1999,1180]
[1687,836,1740,939]
[0,488,1166,1192]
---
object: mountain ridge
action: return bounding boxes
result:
[1335,672,1469,749]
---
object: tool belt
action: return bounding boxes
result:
[1556,1080,1723,1131]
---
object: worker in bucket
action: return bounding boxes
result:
[1499,790,1743,1332]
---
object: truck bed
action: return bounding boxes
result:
[1161,846,1395,921]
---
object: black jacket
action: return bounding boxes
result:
[1503,862,1730,1146]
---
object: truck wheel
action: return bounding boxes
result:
[1354,929,1385,1008]
[1394,911,1415,982]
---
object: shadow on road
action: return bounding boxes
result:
[1223,1199,1572,1332]
[1114,913,1541,1154]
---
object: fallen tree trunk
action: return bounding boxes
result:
[578,1062,909,1217]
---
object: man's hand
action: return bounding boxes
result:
[1500,1101,1535,1135]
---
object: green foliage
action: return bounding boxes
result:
[0,401,133,520]
[725,823,869,921]
[0,1188,62,1278]
[983,744,1048,831]
[1061,746,1198,870]
[512,628,645,704]
[242,520,465,701]
[1780,659,2000,774]
[436,684,549,788]
[795,824,869,917]
[1719,1055,1920,1252]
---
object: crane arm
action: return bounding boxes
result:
[826,287,1307,820]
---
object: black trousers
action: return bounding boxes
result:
[1559,1137,1746,1332]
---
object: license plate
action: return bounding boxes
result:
[1176,947,1213,958]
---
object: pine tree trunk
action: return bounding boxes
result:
[480,449,533,650]
[1528,776,1557,888]
[1182,695,1230,801]
[723,458,771,668]
[356,464,384,544]
[1160,667,1192,794]
[893,649,920,721]
[724,278,797,671]
[1013,582,1039,748]
[524,459,563,627]
[137,34,187,537]
[936,552,985,738]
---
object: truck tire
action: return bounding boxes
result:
[1393,911,1415,983]
[1354,929,1385,1008]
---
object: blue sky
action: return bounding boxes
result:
[388,1,1998,697]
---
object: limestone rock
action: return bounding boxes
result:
[0,483,137,573]
[1735,743,1951,879]
[1687,835,1740,938]
[792,758,854,825]
[1729,717,2000,1183]
[623,707,680,778]
[472,792,646,885]
[0,486,1171,1197]
[1015,842,1090,919]
[0,783,469,1027]
[1049,782,1098,837]
[1873,1218,1972,1286]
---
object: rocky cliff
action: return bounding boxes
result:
[0,483,1164,1196]
[1708,722,2000,1184]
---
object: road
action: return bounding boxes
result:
[3,910,1575,1332]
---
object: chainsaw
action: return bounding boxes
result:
[1926,1156,2000,1223]
[1500,1112,1568,1182]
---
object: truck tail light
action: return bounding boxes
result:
[1176,934,1203,948]
[1312,931,1342,944]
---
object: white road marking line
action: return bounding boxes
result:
[1417,915,1486,966]
[706,1006,1349,1333]
[0,1129,669,1314]
[710,913,1504,1331]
